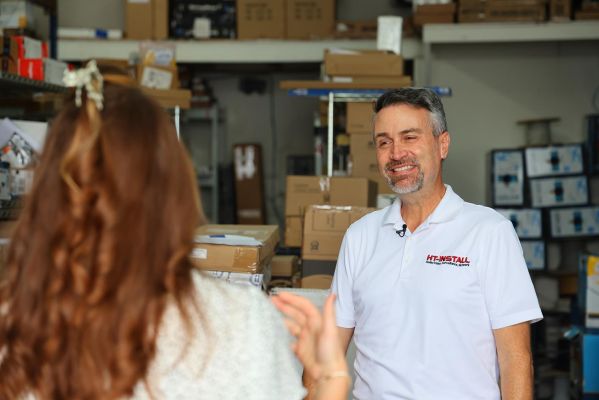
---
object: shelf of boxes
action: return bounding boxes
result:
[57,38,423,63]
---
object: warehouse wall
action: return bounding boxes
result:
[434,41,599,204]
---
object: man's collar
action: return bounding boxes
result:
[382,185,464,227]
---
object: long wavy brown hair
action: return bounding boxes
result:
[0,79,204,399]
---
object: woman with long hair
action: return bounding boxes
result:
[0,61,326,399]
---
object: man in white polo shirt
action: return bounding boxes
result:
[329,88,542,400]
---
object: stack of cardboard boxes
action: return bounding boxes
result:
[413,3,457,26]
[190,224,279,289]
[323,50,410,87]
[284,175,377,288]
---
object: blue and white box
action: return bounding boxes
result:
[550,206,599,238]
[525,144,584,178]
[530,175,588,208]
[496,208,542,239]
[492,150,524,206]
[521,240,545,270]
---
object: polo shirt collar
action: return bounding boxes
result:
[382,184,464,227]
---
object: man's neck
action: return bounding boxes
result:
[399,182,447,233]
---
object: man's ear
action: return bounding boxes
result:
[439,131,450,159]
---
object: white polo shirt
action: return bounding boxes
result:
[332,185,542,400]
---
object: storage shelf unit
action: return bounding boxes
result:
[0,71,66,97]
[57,38,423,63]
[423,20,599,44]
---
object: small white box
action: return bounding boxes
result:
[550,207,599,238]
[521,241,545,270]
[525,145,584,178]
[43,59,68,86]
[0,0,33,29]
[496,208,542,238]
[377,16,402,55]
[492,150,524,206]
[530,175,588,208]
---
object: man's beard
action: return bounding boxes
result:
[383,158,424,195]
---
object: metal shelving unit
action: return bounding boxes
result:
[0,71,66,97]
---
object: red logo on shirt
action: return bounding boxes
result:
[425,254,471,267]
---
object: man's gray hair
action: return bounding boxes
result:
[374,88,448,136]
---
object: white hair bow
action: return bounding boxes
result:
[63,60,104,110]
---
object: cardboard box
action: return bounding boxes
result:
[301,274,333,289]
[138,64,179,90]
[525,144,584,178]
[0,0,33,29]
[549,207,599,238]
[7,36,47,80]
[154,0,169,39]
[413,13,455,26]
[550,0,571,20]
[346,102,374,133]
[585,256,599,329]
[170,0,236,39]
[459,0,546,22]
[284,215,303,247]
[575,10,599,19]
[530,175,588,208]
[302,259,336,277]
[302,205,375,260]
[492,149,524,207]
[324,50,404,77]
[349,132,394,195]
[271,254,299,277]
[236,0,285,39]
[234,144,266,224]
[43,58,69,86]
[141,88,191,109]
[285,175,377,217]
[496,208,542,239]
[521,240,545,270]
[416,3,457,14]
[126,0,153,39]
[286,0,335,39]
[191,224,279,273]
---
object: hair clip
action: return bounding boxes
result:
[63,60,104,110]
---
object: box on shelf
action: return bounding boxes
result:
[496,208,542,239]
[43,58,69,86]
[170,0,236,39]
[324,50,404,78]
[302,205,375,260]
[236,0,285,39]
[458,0,546,22]
[301,274,333,289]
[530,175,588,208]
[550,0,571,20]
[376,15,402,55]
[284,215,303,247]
[285,175,377,217]
[125,0,168,40]
[286,0,335,39]
[346,102,374,133]
[521,240,545,270]
[234,144,266,224]
[0,0,34,30]
[549,207,599,238]
[414,3,456,26]
[191,224,279,273]
[271,255,299,277]
[525,144,584,178]
[7,35,47,80]
[137,64,179,90]
[302,259,336,277]
[491,149,525,207]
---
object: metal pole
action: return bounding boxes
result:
[211,105,219,223]
[327,91,334,177]
[174,105,180,139]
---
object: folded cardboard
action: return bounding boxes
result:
[521,240,545,270]
[301,274,333,289]
[271,255,299,277]
[191,224,279,273]
[286,0,334,39]
[302,205,375,260]
[302,259,336,277]
[236,0,285,39]
[550,207,599,238]
[530,175,588,208]
[285,175,377,217]
[284,215,303,247]
[346,102,374,133]
[234,144,266,224]
[324,50,404,77]
[525,145,584,178]
[492,149,524,207]
[496,208,542,239]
